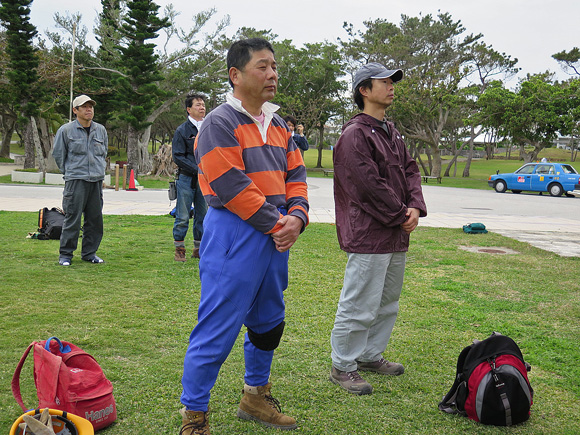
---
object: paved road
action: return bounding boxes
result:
[1,166,579,256]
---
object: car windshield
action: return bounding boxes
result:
[515,165,535,174]
[561,164,578,174]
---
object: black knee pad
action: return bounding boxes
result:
[247,321,285,351]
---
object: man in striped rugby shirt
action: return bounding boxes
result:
[178,38,309,434]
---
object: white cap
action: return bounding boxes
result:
[72,95,96,108]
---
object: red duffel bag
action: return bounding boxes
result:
[12,337,117,431]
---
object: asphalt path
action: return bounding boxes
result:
[0,173,579,257]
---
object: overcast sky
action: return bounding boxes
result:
[29,0,579,83]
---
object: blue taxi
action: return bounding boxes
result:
[488,162,580,196]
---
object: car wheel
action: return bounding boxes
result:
[512,190,522,194]
[548,183,563,197]
[494,180,507,193]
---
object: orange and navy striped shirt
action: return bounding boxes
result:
[194,94,309,234]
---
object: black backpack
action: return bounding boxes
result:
[439,333,533,426]
[38,207,65,240]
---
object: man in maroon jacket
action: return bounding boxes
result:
[329,63,427,395]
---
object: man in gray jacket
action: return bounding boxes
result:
[52,94,108,266]
[329,63,427,395]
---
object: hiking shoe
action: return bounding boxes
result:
[83,255,104,264]
[329,367,373,395]
[59,258,71,266]
[237,383,297,430]
[175,246,186,262]
[357,358,404,376]
[191,247,200,259]
[179,408,210,435]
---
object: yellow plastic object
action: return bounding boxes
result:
[10,408,95,435]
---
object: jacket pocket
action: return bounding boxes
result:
[94,137,107,157]
[68,137,86,156]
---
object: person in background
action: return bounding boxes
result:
[329,62,427,395]
[178,38,309,434]
[172,94,208,261]
[283,115,309,158]
[52,94,108,266]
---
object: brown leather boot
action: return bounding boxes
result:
[236,383,297,430]
[179,408,210,435]
[192,240,201,258]
[175,246,186,262]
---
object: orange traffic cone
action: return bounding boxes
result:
[127,169,138,191]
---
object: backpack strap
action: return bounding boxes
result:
[438,374,462,414]
[12,342,35,411]
[500,392,513,426]
[438,344,472,414]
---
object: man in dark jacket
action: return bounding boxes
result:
[172,94,208,261]
[283,115,309,158]
[329,63,427,395]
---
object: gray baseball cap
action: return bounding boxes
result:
[72,94,96,108]
[352,62,403,91]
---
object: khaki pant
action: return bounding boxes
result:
[331,251,406,372]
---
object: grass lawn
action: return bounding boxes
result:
[0,212,579,434]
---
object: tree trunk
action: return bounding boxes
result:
[444,140,466,177]
[485,143,493,160]
[23,119,36,169]
[126,124,140,177]
[316,125,324,168]
[408,140,428,176]
[138,124,153,174]
[422,145,432,175]
[428,144,441,178]
[125,95,182,175]
[0,117,16,158]
[30,116,46,174]
[519,143,543,163]
[38,117,59,172]
[463,126,476,177]
[416,154,428,177]
[519,146,532,163]
[126,124,152,175]
[152,143,176,177]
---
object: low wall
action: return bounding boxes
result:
[12,171,111,185]
[11,171,43,183]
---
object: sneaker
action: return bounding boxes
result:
[357,357,404,376]
[237,383,297,430]
[58,258,71,266]
[179,408,210,435]
[329,367,373,395]
[175,246,186,262]
[83,255,104,264]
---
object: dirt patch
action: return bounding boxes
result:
[459,246,520,255]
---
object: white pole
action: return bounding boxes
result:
[69,21,77,122]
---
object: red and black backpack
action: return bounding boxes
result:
[439,332,533,426]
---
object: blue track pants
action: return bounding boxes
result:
[181,207,289,411]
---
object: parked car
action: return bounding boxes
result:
[488,162,580,196]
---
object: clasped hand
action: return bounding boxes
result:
[271,215,303,252]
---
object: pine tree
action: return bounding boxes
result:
[0,0,44,168]
[112,0,170,174]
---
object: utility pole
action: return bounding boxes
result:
[69,21,77,122]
